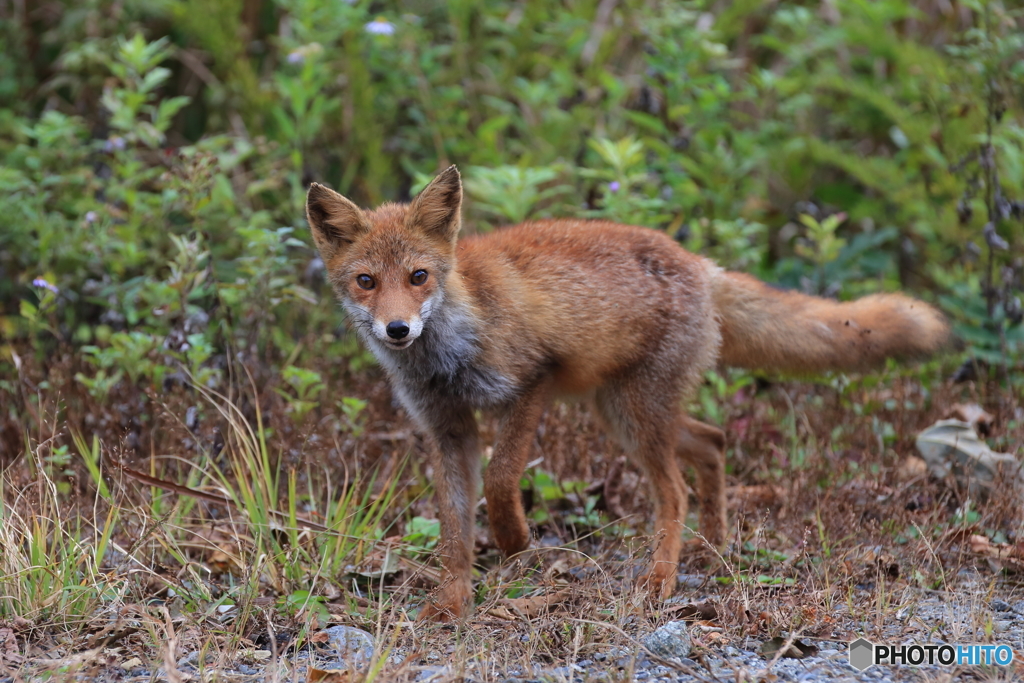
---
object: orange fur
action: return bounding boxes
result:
[305,167,950,621]
[713,271,950,374]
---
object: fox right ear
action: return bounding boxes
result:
[407,165,462,249]
[305,183,369,261]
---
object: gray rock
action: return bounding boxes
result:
[994,619,1015,632]
[642,621,692,660]
[915,419,1024,499]
[321,625,374,669]
[675,573,706,589]
[176,650,216,668]
[414,665,450,681]
[992,598,1012,612]
[1012,601,1024,616]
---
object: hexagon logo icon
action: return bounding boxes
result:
[849,638,874,671]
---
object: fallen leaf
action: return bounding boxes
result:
[967,533,1024,569]
[120,657,143,670]
[494,589,572,619]
[760,637,818,660]
[896,456,928,481]
[970,534,992,554]
[347,547,400,580]
[484,606,516,621]
[664,600,719,622]
[947,403,995,436]
[307,667,352,682]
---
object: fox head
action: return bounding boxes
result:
[305,166,462,351]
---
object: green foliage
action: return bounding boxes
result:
[336,396,369,438]
[275,365,325,421]
[463,165,567,226]
[794,213,848,295]
[103,34,191,148]
[401,516,441,557]
[582,137,671,226]
[2,0,1024,402]
[521,468,603,529]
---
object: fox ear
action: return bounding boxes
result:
[306,183,369,261]
[408,165,462,247]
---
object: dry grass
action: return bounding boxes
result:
[0,345,1022,681]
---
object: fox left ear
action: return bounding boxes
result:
[306,183,369,262]
[408,165,462,248]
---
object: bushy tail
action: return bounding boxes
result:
[711,270,950,375]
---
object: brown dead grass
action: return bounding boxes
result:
[1,342,1023,681]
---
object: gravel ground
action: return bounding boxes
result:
[111,576,1021,683]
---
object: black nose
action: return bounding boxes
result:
[386,321,410,340]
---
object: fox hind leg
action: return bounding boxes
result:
[677,416,727,548]
[596,376,689,599]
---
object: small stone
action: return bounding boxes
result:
[176,651,215,668]
[320,625,374,669]
[1011,601,1024,616]
[643,621,692,660]
[994,619,1015,633]
[992,599,1012,612]
[676,574,705,589]
[414,666,449,681]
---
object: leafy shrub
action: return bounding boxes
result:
[1,0,1023,400]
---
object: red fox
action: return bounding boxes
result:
[306,166,949,621]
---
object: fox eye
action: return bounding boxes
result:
[356,274,375,290]
[410,269,428,286]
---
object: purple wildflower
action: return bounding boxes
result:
[85,211,98,223]
[104,136,126,153]
[365,18,396,35]
[32,278,59,294]
[608,181,621,193]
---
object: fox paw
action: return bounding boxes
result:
[417,600,464,622]
[418,583,472,622]
[637,564,678,600]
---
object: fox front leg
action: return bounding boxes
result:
[418,406,480,622]
[484,379,551,558]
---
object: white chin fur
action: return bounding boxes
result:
[369,295,436,344]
